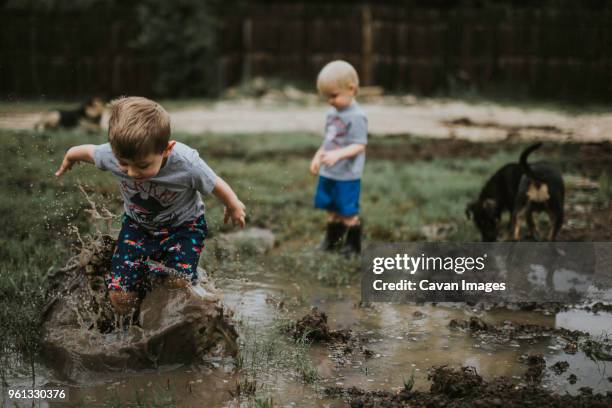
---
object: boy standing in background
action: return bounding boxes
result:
[310,60,368,255]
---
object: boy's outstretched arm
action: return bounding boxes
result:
[55,144,96,176]
[320,143,365,167]
[212,177,246,228]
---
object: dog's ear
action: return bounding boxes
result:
[465,202,475,220]
[483,199,497,209]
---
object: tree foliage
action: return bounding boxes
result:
[134,0,220,97]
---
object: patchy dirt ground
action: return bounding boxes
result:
[324,364,612,408]
[2,95,612,142]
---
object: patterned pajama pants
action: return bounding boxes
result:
[106,214,207,293]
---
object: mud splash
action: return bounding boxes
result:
[41,233,238,381]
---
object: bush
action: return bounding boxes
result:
[134,0,220,97]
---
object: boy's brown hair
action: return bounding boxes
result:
[108,96,171,159]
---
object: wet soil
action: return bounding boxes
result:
[287,308,378,368]
[288,307,352,343]
[196,136,503,163]
[550,361,570,375]
[521,353,546,383]
[324,365,612,408]
[20,261,611,406]
[448,316,589,343]
[448,316,612,361]
[586,302,612,314]
[203,136,612,174]
[559,203,612,241]
[442,117,571,140]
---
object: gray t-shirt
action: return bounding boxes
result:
[319,102,368,181]
[93,142,217,230]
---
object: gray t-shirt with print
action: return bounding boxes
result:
[319,102,368,181]
[93,142,217,230]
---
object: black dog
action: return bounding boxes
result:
[466,143,564,241]
[511,144,564,241]
[35,97,105,132]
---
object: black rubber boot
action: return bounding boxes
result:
[340,224,362,257]
[318,222,347,251]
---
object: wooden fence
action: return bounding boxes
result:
[2,1,612,101]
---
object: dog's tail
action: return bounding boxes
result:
[519,142,543,180]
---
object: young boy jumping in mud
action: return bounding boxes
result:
[55,96,246,316]
[310,60,368,255]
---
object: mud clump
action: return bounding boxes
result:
[428,366,483,397]
[288,307,350,343]
[286,308,373,368]
[325,365,612,408]
[412,310,426,319]
[585,302,612,314]
[42,233,239,381]
[448,317,612,362]
[449,316,587,343]
[550,361,570,375]
[521,353,546,383]
[581,338,612,361]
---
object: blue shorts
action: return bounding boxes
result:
[107,214,207,293]
[314,176,361,217]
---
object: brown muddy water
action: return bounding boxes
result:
[4,250,612,407]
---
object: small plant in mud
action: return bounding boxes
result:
[0,277,46,389]
[236,318,320,394]
[294,333,319,384]
[403,368,416,392]
[229,377,258,398]
[253,395,275,408]
[581,336,612,362]
[236,322,288,378]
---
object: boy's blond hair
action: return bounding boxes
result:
[108,96,171,159]
[317,60,360,95]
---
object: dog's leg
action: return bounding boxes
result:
[546,210,556,241]
[510,212,518,241]
[547,207,563,241]
[526,208,541,241]
[512,207,527,241]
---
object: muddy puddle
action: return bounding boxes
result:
[4,250,612,407]
[218,263,611,404]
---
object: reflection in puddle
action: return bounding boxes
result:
[527,265,592,292]
[556,309,612,336]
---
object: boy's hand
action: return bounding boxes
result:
[55,155,76,176]
[224,200,246,228]
[309,156,321,175]
[55,145,95,177]
[320,150,343,167]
